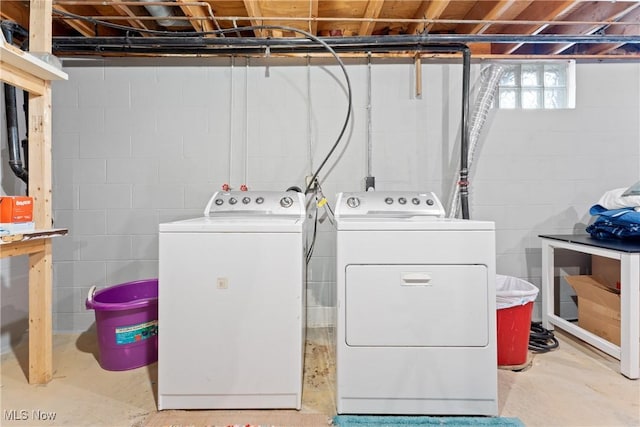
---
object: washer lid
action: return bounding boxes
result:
[159,215,304,233]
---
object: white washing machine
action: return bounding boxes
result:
[335,191,497,416]
[158,190,306,410]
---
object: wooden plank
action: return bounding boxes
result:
[0,60,46,95]
[457,0,520,35]
[492,1,579,55]
[0,239,45,258]
[0,33,68,82]
[175,0,215,33]
[309,0,319,35]
[539,2,640,55]
[582,5,640,55]
[407,0,450,35]
[28,0,54,386]
[103,2,156,37]
[243,0,267,37]
[29,240,53,384]
[359,0,385,36]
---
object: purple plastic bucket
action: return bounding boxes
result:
[85,279,158,371]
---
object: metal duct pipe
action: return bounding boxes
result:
[1,24,28,185]
[138,0,193,27]
[459,48,471,219]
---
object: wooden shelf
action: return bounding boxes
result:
[0,1,68,385]
[0,30,67,95]
[0,228,68,258]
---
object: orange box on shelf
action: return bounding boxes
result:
[0,196,33,223]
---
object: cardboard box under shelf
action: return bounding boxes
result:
[592,255,620,290]
[565,275,620,346]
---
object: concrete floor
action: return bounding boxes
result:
[1,327,638,427]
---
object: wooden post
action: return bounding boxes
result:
[415,53,422,98]
[28,0,53,384]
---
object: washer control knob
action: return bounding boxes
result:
[280,196,293,208]
[398,197,407,205]
[242,197,251,204]
[229,197,237,205]
[385,197,394,205]
[256,197,264,204]
[412,198,420,205]
[215,198,224,206]
[346,197,360,208]
[426,198,434,206]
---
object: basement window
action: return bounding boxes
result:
[496,61,576,109]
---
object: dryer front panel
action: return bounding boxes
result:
[345,264,489,347]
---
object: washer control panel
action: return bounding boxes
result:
[336,191,445,218]
[204,191,305,217]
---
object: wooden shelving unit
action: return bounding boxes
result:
[0,0,68,384]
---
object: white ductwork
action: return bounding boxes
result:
[138,0,193,28]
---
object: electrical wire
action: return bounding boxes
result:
[53,8,353,195]
[529,322,559,353]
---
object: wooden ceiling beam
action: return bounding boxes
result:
[359,0,385,36]
[100,2,154,37]
[459,1,520,35]
[308,0,319,35]
[492,0,579,55]
[581,5,640,55]
[243,0,267,37]
[0,1,30,29]
[407,0,451,36]
[175,0,215,34]
[53,5,100,37]
[540,2,640,55]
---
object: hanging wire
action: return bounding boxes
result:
[306,55,313,176]
[244,56,249,187]
[228,55,234,188]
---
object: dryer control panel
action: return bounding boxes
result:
[335,191,445,218]
[204,190,305,218]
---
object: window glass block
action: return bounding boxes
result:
[498,88,517,109]
[522,88,542,109]
[544,64,566,87]
[499,67,517,86]
[544,88,566,109]
[521,65,541,87]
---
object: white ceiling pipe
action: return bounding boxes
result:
[137,0,192,27]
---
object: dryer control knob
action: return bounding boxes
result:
[229,197,238,205]
[215,198,224,206]
[242,197,251,204]
[385,197,394,205]
[412,198,420,205]
[280,196,293,208]
[256,197,264,204]
[398,197,407,205]
[426,198,434,206]
[346,197,360,208]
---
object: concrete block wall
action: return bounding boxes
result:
[1,59,639,347]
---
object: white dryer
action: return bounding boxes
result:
[335,191,497,416]
[158,190,306,410]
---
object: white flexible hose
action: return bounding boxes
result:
[448,64,505,218]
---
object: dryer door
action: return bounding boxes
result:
[345,264,490,347]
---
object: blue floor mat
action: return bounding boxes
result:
[333,415,525,427]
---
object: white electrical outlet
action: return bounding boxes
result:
[216,277,228,289]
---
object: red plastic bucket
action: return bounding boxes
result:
[496,301,533,366]
[85,279,158,371]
